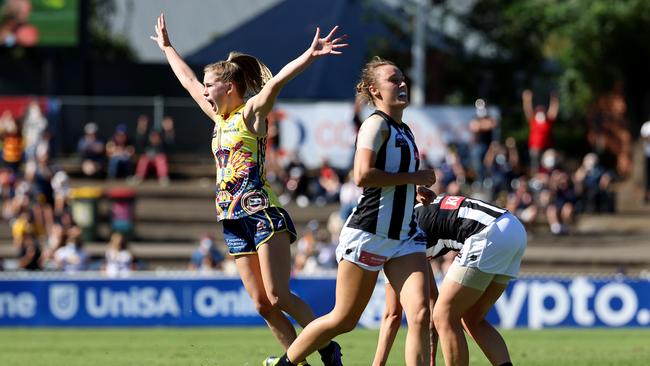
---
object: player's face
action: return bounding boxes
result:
[203,71,232,113]
[371,65,408,108]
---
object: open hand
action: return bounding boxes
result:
[309,26,348,57]
[150,13,171,51]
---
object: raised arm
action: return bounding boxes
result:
[246,26,348,120]
[522,89,534,120]
[547,91,560,121]
[150,13,214,119]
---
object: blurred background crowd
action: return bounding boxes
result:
[1,0,650,277]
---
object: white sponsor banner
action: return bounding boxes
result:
[276,102,499,169]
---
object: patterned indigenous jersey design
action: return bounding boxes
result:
[211,104,280,220]
[415,194,507,258]
[346,110,420,240]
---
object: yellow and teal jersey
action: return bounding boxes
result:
[211,103,281,221]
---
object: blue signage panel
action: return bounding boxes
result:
[0,276,648,328]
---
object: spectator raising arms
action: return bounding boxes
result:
[522,89,559,174]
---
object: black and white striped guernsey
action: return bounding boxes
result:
[346,110,420,240]
[415,194,507,258]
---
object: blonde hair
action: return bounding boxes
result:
[355,57,396,107]
[204,52,273,99]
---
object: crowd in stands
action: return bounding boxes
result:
[0,101,176,274]
[0,91,638,275]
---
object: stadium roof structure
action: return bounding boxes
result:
[186,0,394,100]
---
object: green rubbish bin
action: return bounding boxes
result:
[106,187,137,240]
[69,186,103,242]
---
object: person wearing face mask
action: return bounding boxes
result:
[522,89,559,174]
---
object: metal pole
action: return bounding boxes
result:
[153,96,164,129]
[410,0,427,106]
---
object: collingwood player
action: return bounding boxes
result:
[373,190,527,366]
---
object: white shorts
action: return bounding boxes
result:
[453,212,527,277]
[336,226,426,271]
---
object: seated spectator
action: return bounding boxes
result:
[106,124,135,179]
[506,176,539,231]
[54,225,89,272]
[77,122,105,177]
[189,234,224,272]
[280,152,310,207]
[546,169,577,235]
[132,129,171,186]
[18,232,41,271]
[40,223,66,270]
[573,153,615,213]
[338,171,362,220]
[314,160,340,205]
[293,220,319,274]
[104,232,135,277]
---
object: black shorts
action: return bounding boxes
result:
[222,207,297,255]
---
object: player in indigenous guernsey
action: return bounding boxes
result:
[265,57,436,366]
[151,13,347,366]
[373,188,527,366]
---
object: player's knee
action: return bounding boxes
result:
[252,298,275,318]
[405,304,430,330]
[461,314,485,331]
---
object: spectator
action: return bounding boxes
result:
[293,220,319,274]
[314,160,340,205]
[522,89,559,174]
[106,124,135,179]
[483,141,516,202]
[338,171,362,220]
[1,110,23,174]
[188,234,224,272]
[506,176,539,231]
[641,120,650,203]
[132,128,172,186]
[468,98,497,185]
[77,122,105,177]
[54,225,89,272]
[40,223,66,270]
[104,232,135,277]
[573,153,615,213]
[21,100,47,162]
[18,232,41,270]
[546,169,577,235]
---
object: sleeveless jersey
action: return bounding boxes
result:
[415,194,507,259]
[346,110,420,240]
[211,104,281,220]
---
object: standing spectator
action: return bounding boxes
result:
[77,122,105,177]
[641,120,650,203]
[1,111,23,174]
[106,124,135,179]
[104,232,135,277]
[573,153,614,213]
[21,100,47,162]
[522,89,559,174]
[468,98,497,185]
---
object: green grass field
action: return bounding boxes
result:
[1,327,649,365]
